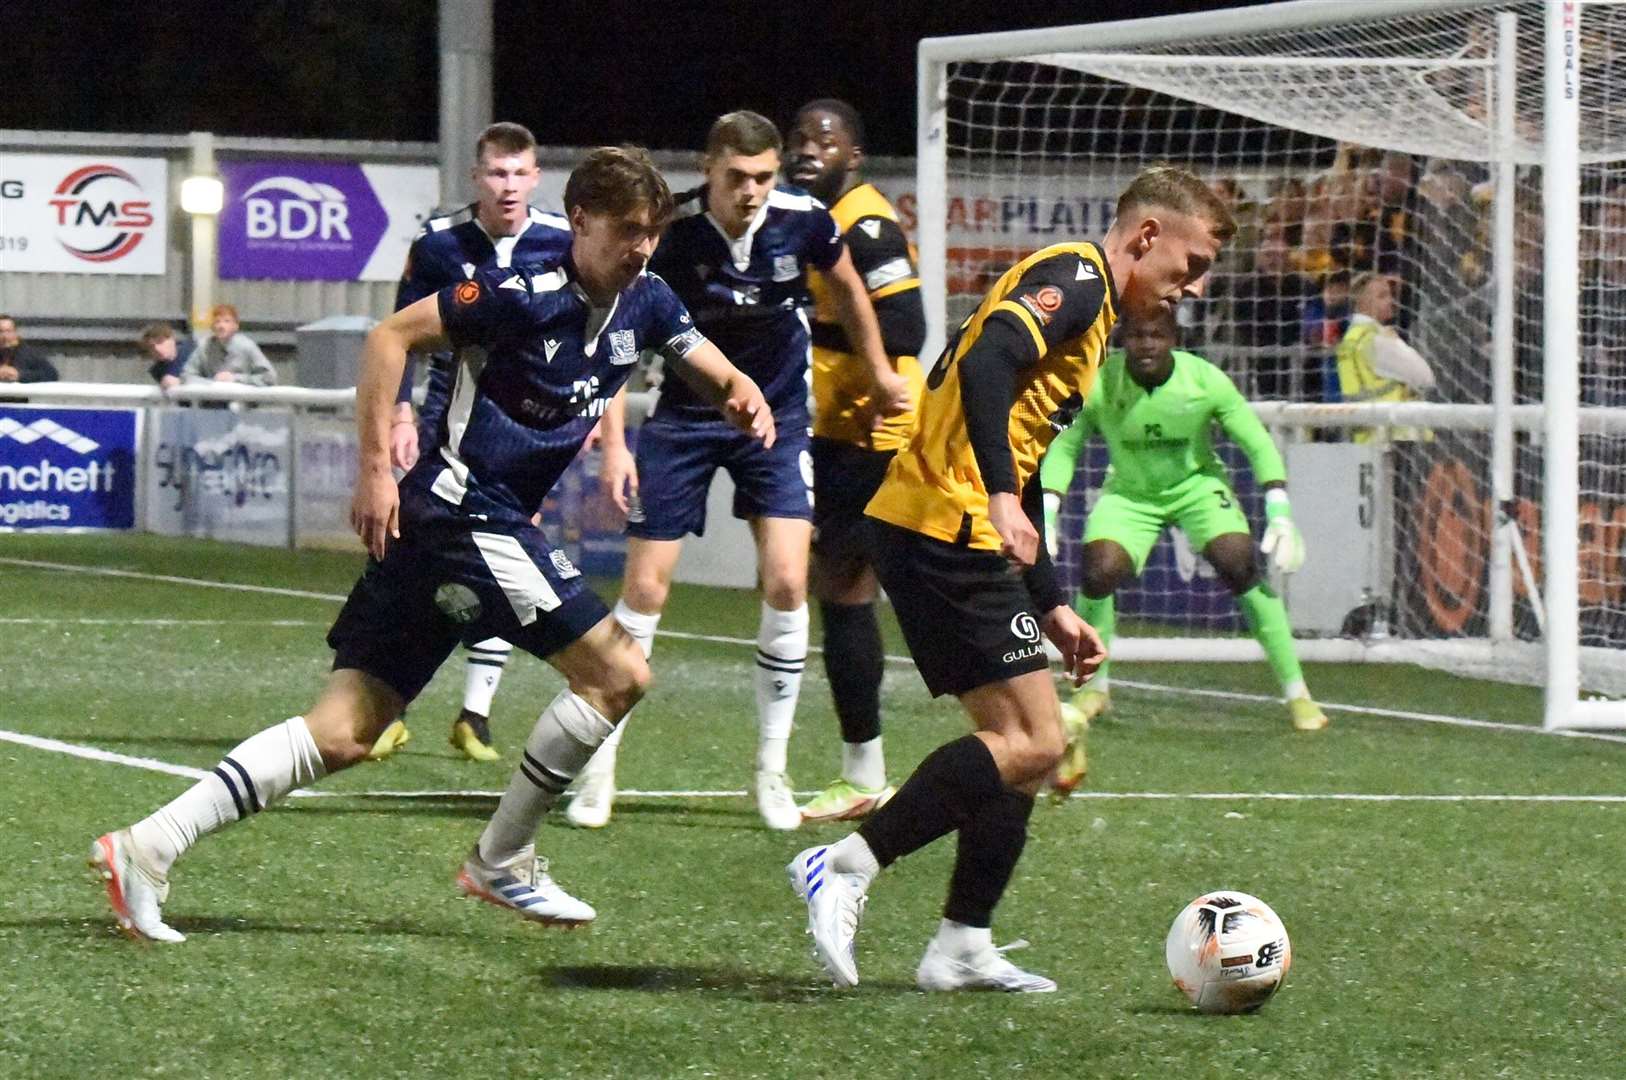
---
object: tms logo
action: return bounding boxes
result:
[48,164,154,263]
[242,176,352,242]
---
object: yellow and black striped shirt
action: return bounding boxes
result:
[807,183,924,452]
[865,241,1118,549]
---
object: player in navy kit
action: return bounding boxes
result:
[569,110,908,831]
[369,121,572,764]
[90,147,775,942]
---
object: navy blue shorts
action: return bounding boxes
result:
[627,414,813,540]
[326,489,609,705]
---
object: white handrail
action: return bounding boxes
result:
[2,382,355,407]
[2,381,661,420]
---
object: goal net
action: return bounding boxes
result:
[917,0,1626,718]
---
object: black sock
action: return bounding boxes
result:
[820,600,884,745]
[944,784,1036,928]
[858,734,1003,867]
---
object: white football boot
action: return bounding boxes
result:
[89,830,185,943]
[456,845,595,926]
[786,845,867,987]
[755,769,801,831]
[565,767,616,829]
[916,937,1057,993]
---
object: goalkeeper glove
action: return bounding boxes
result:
[1260,488,1306,575]
[1042,491,1062,558]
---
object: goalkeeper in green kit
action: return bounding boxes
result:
[1040,309,1327,790]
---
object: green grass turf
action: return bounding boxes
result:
[1,534,1622,1079]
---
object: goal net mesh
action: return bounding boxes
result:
[938,0,1626,693]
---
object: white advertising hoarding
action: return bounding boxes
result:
[0,154,169,274]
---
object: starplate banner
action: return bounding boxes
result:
[0,154,168,274]
[218,160,437,282]
[0,406,139,529]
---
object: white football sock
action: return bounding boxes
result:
[934,918,994,955]
[130,717,326,875]
[828,832,881,887]
[1283,678,1309,701]
[613,598,660,660]
[478,689,613,864]
[755,602,807,774]
[462,638,512,717]
[842,736,886,791]
[570,599,659,781]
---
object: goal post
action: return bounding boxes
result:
[915,0,1626,725]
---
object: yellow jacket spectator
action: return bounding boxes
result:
[1336,272,1435,442]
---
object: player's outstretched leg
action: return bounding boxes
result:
[465,616,649,924]
[565,599,656,828]
[464,688,616,924]
[449,638,511,762]
[90,670,394,942]
[802,599,894,823]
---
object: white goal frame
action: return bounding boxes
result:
[915,0,1626,729]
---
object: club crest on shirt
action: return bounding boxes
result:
[454,281,481,306]
[549,550,581,579]
[609,329,638,365]
[772,254,799,282]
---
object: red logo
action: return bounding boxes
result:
[1033,286,1063,312]
[454,281,481,305]
[48,164,154,263]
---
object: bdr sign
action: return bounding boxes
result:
[218,160,437,282]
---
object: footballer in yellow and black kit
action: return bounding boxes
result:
[806,181,927,564]
[865,241,1118,697]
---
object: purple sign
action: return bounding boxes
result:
[219,160,389,281]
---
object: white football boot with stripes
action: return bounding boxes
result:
[915,937,1057,993]
[786,845,867,987]
[456,845,595,926]
[89,829,185,943]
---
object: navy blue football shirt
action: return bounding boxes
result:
[399,255,707,523]
[648,185,842,421]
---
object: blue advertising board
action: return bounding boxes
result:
[0,406,139,530]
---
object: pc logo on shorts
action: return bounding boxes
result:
[434,582,482,625]
[1009,612,1041,644]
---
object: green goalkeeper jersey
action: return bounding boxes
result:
[1039,348,1285,500]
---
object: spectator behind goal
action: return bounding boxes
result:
[182,304,276,386]
[137,323,196,392]
[1334,272,1436,442]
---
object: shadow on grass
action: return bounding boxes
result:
[541,963,912,1001]
[0,914,475,939]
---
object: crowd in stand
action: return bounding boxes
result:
[1197,141,1626,410]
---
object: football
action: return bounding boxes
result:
[1165,891,1291,1014]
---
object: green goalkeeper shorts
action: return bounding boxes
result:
[1083,473,1252,574]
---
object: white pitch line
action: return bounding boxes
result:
[5,729,1626,806]
[8,555,1625,744]
[0,557,347,602]
[0,728,208,782]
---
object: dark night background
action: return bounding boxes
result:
[5,0,1255,154]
